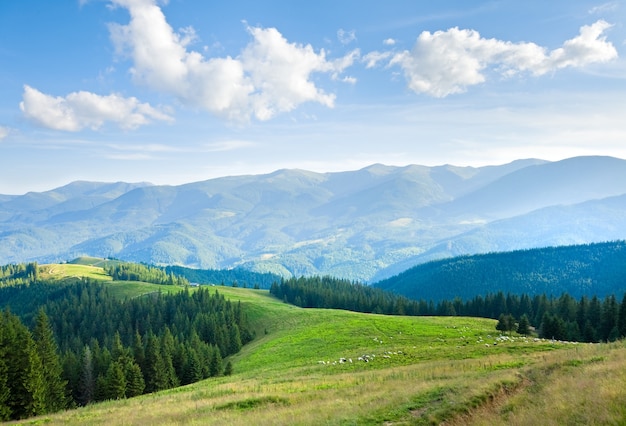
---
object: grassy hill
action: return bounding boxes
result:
[10,263,626,425]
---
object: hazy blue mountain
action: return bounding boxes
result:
[1,156,625,281]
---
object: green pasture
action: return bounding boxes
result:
[16,265,626,425]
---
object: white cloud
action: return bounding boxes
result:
[362,51,393,68]
[589,2,619,14]
[385,20,617,97]
[0,126,8,141]
[383,38,396,46]
[242,26,339,120]
[20,85,173,131]
[108,0,356,122]
[337,29,356,45]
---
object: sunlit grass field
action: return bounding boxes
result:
[13,263,626,425]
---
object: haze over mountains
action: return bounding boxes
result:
[2,156,626,282]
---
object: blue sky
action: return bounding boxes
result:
[1,0,625,194]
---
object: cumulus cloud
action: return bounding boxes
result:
[383,20,617,97]
[0,126,9,141]
[20,85,173,131]
[383,38,396,46]
[108,0,357,122]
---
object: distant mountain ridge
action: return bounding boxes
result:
[2,156,626,281]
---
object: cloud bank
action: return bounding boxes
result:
[381,20,617,97]
[108,0,357,122]
[18,1,618,133]
[20,85,173,131]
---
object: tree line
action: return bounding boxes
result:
[0,281,253,421]
[271,276,626,343]
[0,262,38,287]
[163,265,280,289]
[105,262,188,286]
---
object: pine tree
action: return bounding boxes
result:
[32,309,68,413]
[2,310,46,419]
[0,317,12,421]
[517,314,531,335]
[160,327,180,389]
[122,358,145,397]
[228,324,242,355]
[496,314,515,333]
[209,345,222,377]
[618,293,626,339]
[23,337,47,418]
[103,362,126,400]
[144,333,168,393]
[182,347,203,385]
[78,345,95,406]
[224,360,233,376]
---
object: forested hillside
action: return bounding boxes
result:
[273,276,626,343]
[163,265,280,289]
[374,241,626,301]
[0,265,253,421]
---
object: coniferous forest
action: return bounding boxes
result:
[271,276,626,343]
[0,274,253,421]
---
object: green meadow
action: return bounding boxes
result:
[11,265,626,425]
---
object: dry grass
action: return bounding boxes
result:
[446,341,626,426]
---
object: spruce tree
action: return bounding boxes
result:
[122,359,145,398]
[517,314,531,335]
[182,347,203,385]
[618,293,626,339]
[103,362,126,400]
[224,360,233,376]
[209,345,222,377]
[78,345,95,405]
[144,333,168,393]
[0,317,12,421]
[160,327,180,389]
[23,337,47,418]
[2,310,45,419]
[32,309,68,413]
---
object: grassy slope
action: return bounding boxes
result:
[13,262,626,425]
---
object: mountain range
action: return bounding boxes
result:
[2,155,626,282]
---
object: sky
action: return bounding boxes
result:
[1,0,625,194]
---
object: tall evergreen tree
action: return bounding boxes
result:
[2,310,45,419]
[103,362,126,400]
[78,345,95,406]
[0,316,12,421]
[618,293,626,339]
[517,314,531,335]
[32,309,68,413]
[121,358,145,398]
[23,337,47,418]
[143,333,168,393]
